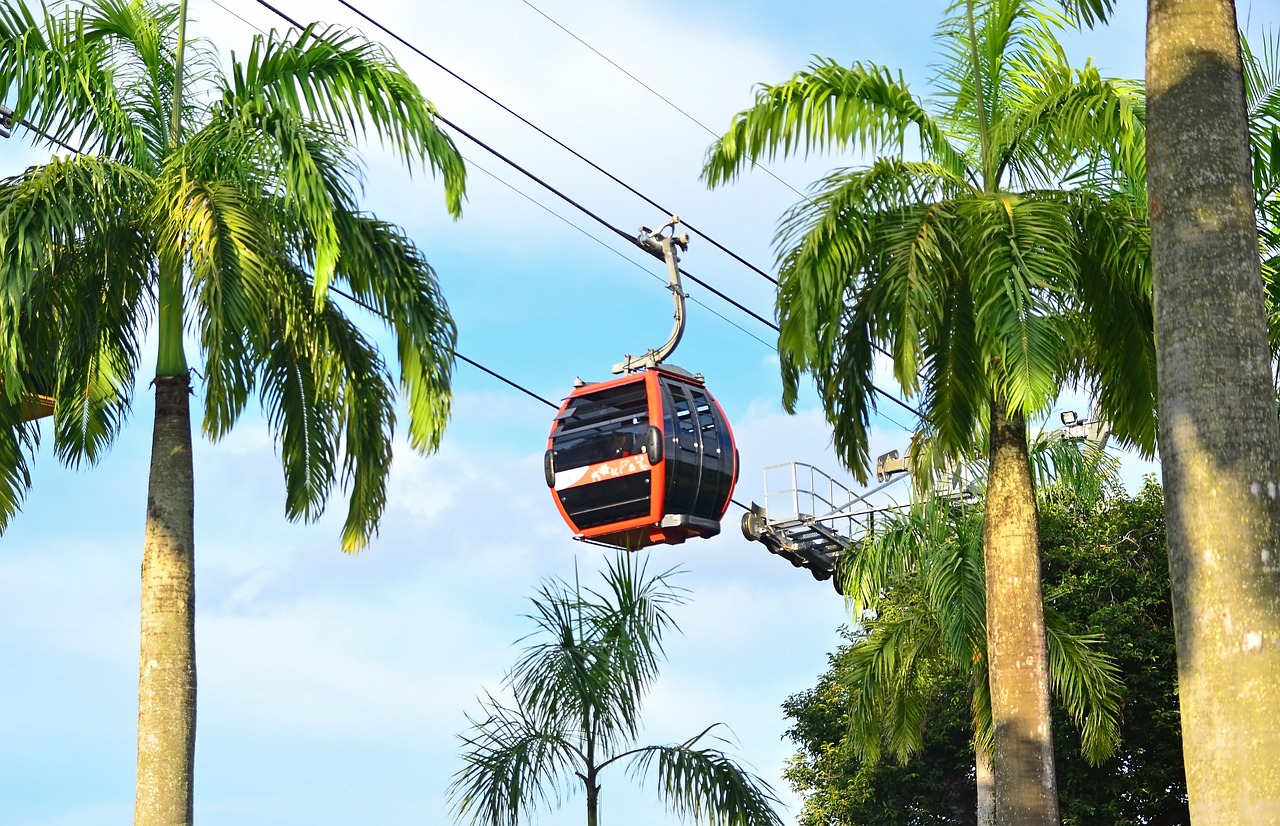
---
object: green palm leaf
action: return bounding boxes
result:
[0,419,38,532]
[625,733,785,826]
[703,59,968,188]
[218,23,465,215]
[453,697,581,826]
[1044,611,1122,764]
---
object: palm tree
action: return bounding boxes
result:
[1063,1,1280,819]
[701,2,1153,822]
[836,438,1123,825]
[0,2,465,823]
[450,554,784,826]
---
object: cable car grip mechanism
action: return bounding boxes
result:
[613,216,690,375]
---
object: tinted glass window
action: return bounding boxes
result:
[552,383,650,469]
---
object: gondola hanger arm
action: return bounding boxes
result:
[613,216,689,374]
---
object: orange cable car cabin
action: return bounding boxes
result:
[545,366,737,549]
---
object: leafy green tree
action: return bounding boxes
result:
[784,633,981,826]
[785,479,1187,826]
[702,2,1153,822]
[450,555,783,826]
[1061,1,1280,819]
[0,1,465,822]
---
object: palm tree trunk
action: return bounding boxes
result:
[134,374,196,826]
[975,744,995,826]
[983,400,1057,825]
[1147,0,1280,820]
[583,762,601,826]
[585,779,600,826]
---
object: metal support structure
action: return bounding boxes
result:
[613,217,689,374]
[1053,409,1111,448]
[742,462,909,593]
[743,410,1115,592]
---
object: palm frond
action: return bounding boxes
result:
[218,22,465,215]
[0,155,150,467]
[1044,611,1122,764]
[1055,0,1117,28]
[509,557,688,757]
[773,159,971,478]
[450,697,581,826]
[148,145,274,438]
[934,0,1069,174]
[1063,188,1158,455]
[0,419,39,532]
[994,60,1145,189]
[918,253,988,459]
[255,257,401,552]
[626,736,785,826]
[840,606,945,763]
[1028,429,1121,504]
[1243,30,1280,208]
[0,0,173,166]
[962,192,1074,416]
[922,504,988,661]
[255,264,341,531]
[585,554,687,689]
[326,210,457,453]
[215,103,356,310]
[322,308,396,552]
[702,59,968,187]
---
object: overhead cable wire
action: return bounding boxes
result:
[1,110,79,154]
[327,284,560,409]
[209,0,262,32]
[232,0,927,422]
[515,0,809,204]
[440,114,779,328]
[442,123,925,420]
[201,2,772,350]
[311,0,781,286]
[465,155,775,350]
[509,0,928,391]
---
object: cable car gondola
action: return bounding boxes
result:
[544,219,738,549]
[0,377,53,424]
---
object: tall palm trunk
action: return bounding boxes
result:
[1147,0,1280,820]
[976,744,995,826]
[134,374,196,826]
[983,400,1057,825]
[136,2,195,816]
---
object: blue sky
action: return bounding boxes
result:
[0,0,1207,823]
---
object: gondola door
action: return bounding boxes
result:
[654,375,737,541]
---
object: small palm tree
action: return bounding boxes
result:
[702,2,1152,822]
[0,1,464,823]
[450,554,784,826]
